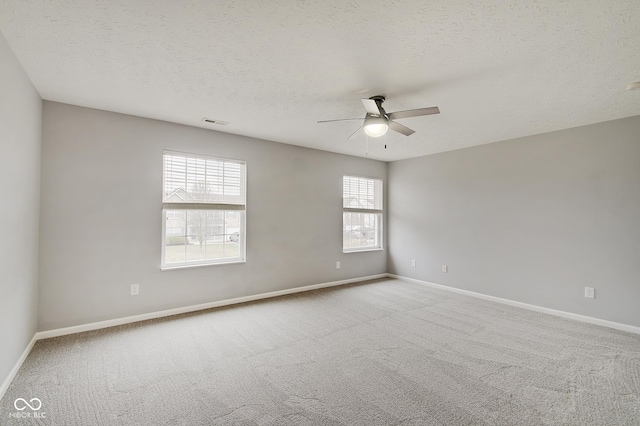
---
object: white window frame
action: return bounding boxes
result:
[161,150,246,269]
[342,175,383,253]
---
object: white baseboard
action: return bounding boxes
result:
[36,274,388,340]
[0,334,37,402]
[388,274,640,335]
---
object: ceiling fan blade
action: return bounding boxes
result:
[361,98,381,115]
[317,118,363,124]
[387,106,440,120]
[348,126,363,140]
[388,120,415,136]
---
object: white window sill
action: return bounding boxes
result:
[161,259,246,271]
[343,248,384,254]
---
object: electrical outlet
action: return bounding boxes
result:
[584,287,595,299]
[131,283,139,296]
[336,261,340,269]
[411,260,416,268]
[442,265,448,273]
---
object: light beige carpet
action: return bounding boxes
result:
[2,278,640,425]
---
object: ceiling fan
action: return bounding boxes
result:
[318,96,440,139]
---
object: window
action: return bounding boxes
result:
[162,151,246,269]
[343,175,383,252]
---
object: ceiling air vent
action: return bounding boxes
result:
[626,81,640,91]
[201,117,229,125]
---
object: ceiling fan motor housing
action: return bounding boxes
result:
[364,114,388,126]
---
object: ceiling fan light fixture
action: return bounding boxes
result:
[363,116,389,137]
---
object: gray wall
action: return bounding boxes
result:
[0,32,41,384]
[388,115,640,327]
[39,102,387,331]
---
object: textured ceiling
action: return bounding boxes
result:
[1,0,639,161]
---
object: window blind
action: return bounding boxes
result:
[342,175,382,212]
[163,151,246,206]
